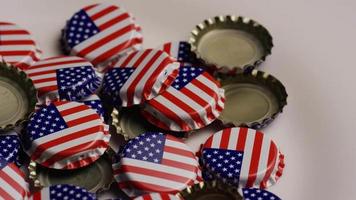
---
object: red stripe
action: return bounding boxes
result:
[30,59,86,69]
[191,76,218,102]
[119,50,138,67]
[32,77,56,84]
[246,132,264,187]
[126,49,158,105]
[53,101,68,106]
[118,180,178,194]
[83,4,98,11]
[161,92,205,127]
[0,186,15,200]
[163,43,171,54]
[37,85,58,96]
[158,67,178,94]
[141,57,173,100]
[236,128,248,151]
[10,62,30,70]
[260,141,277,189]
[161,158,197,172]
[148,99,190,130]
[98,13,130,30]
[27,69,56,77]
[0,40,35,45]
[66,114,100,127]
[90,5,117,21]
[0,22,12,25]
[78,24,134,57]
[0,30,28,35]
[31,125,103,161]
[203,71,221,87]
[90,25,135,65]
[59,104,89,116]
[143,195,153,200]
[181,87,215,121]
[203,136,213,149]
[8,164,25,179]
[32,191,42,200]
[40,140,108,167]
[0,50,33,56]
[141,111,170,130]
[64,155,100,169]
[117,165,190,184]
[164,146,193,158]
[220,128,231,149]
[0,167,26,198]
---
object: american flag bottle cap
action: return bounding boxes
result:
[112,132,200,197]
[133,193,183,200]
[102,49,180,107]
[142,66,225,132]
[201,127,285,189]
[0,132,22,166]
[24,101,111,169]
[25,56,102,103]
[239,188,281,200]
[0,157,30,200]
[0,22,42,70]
[158,41,199,66]
[62,3,142,66]
[29,184,96,200]
[0,62,37,132]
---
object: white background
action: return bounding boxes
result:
[1,0,356,199]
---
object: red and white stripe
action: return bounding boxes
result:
[133,193,182,200]
[113,135,199,196]
[25,56,92,98]
[27,101,110,169]
[203,127,283,189]
[111,49,179,106]
[161,41,180,60]
[29,187,50,200]
[0,163,29,200]
[71,3,139,65]
[143,71,225,132]
[0,22,41,70]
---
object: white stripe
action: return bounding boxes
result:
[119,50,157,105]
[31,56,83,66]
[29,72,56,81]
[120,158,196,179]
[165,138,192,152]
[134,197,144,200]
[83,27,134,61]
[1,55,35,63]
[3,166,28,197]
[56,102,83,112]
[131,52,167,104]
[211,130,223,148]
[117,172,187,190]
[93,7,126,26]
[239,128,256,186]
[154,95,195,128]
[34,80,57,88]
[26,119,103,155]
[62,109,93,121]
[0,44,35,51]
[196,75,219,90]
[37,131,106,163]
[39,187,50,200]
[80,94,100,101]
[163,152,197,166]
[26,61,90,74]
[227,128,239,150]
[0,177,23,200]
[114,48,144,67]
[170,42,179,58]
[185,83,212,104]
[86,3,112,17]
[254,135,270,186]
[72,19,133,53]
[0,34,31,40]
[0,25,24,30]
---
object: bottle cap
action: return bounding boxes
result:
[133,193,182,200]
[102,49,180,107]
[177,180,242,200]
[111,106,160,140]
[62,3,141,66]
[0,62,37,132]
[112,132,199,197]
[201,127,285,188]
[25,56,101,103]
[30,184,96,200]
[189,15,273,74]
[0,157,30,200]
[240,188,281,200]
[143,66,225,132]
[159,41,199,65]
[219,70,287,129]
[24,101,110,169]
[28,155,113,193]
[0,22,42,70]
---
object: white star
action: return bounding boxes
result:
[154,158,159,163]
[137,150,142,155]
[143,156,148,160]
[157,140,162,144]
